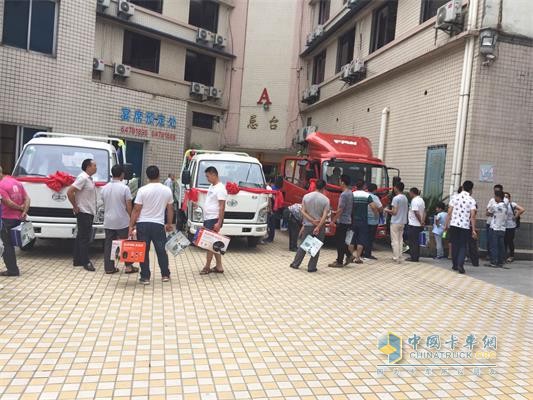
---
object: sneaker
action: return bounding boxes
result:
[362,257,370,262]
[162,276,170,282]
[139,278,150,285]
[484,263,497,268]
[368,255,378,260]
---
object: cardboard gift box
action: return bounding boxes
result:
[165,231,191,256]
[10,222,36,248]
[300,235,324,257]
[111,240,147,263]
[193,228,230,255]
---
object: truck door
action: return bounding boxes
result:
[282,158,308,205]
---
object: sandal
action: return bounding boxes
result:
[210,268,224,274]
[200,267,211,275]
[124,266,139,274]
[105,268,120,274]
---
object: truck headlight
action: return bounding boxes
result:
[94,205,105,224]
[192,206,203,222]
[258,207,268,223]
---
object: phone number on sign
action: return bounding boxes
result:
[121,126,177,141]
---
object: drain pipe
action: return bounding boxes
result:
[377,107,389,185]
[449,0,479,197]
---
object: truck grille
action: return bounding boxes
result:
[223,212,255,220]
[29,207,74,219]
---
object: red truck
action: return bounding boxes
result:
[280,131,398,237]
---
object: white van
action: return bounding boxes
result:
[179,150,269,247]
[12,132,133,245]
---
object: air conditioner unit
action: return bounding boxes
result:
[302,85,320,104]
[207,86,222,99]
[118,0,135,18]
[346,0,361,8]
[340,62,353,82]
[351,59,366,74]
[436,0,462,30]
[296,125,318,144]
[196,28,212,44]
[306,32,316,46]
[97,0,111,9]
[93,58,105,72]
[113,63,131,78]
[314,25,324,38]
[309,84,319,98]
[213,34,227,49]
[190,82,207,97]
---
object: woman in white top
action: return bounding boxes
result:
[503,192,525,263]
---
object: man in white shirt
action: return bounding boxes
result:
[485,184,504,261]
[101,165,137,275]
[200,166,227,275]
[406,187,426,262]
[67,159,98,272]
[486,190,507,268]
[445,180,477,274]
[384,181,408,263]
[129,166,174,285]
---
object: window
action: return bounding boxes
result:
[421,0,448,22]
[336,27,355,73]
[189,0,219,33]
[192,112,215,129]
[185,50,216,86]
[2,0,58,55]
[317,0,330,25]
[312,50,327,84]
[197,161,265,188]
[130,0,163,13]
[370,0,398,53]
[123,30,161,73]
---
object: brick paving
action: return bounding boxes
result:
[0,235,531,400]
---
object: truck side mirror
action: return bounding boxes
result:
[182,170,191,185]
[122,163,134,181]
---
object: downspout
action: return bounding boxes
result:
[449,0,479,196]
[377,107,389,185]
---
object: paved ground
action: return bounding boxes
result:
[0,233,531,400]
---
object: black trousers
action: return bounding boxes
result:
[504,228,515,258]
[467,229,479,266]
[335,223,351,264]
[1,219,21,275]
[104,227,133,272]
[450,226,469,272]
[73,212,94,266]
[288,214,301,251]
[407,225,424,261]
[363,224,378,258]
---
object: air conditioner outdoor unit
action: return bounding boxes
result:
[351,59,366,74]
[296,125,318,144]
[97,0,111,9]
[113,63,131,78]
[212,34,227,48]
[346,0,361,8]
[93,58,105,72]
[302,85,320,104]
[340,63,353,82]
[436,0,462,30]
[314,25,324,38]
[118,0,135,18]
[207,87,222,99]
[309,84,319,97]
[190,82,207,97]
[306,32,316,46]
[196,28,212,44]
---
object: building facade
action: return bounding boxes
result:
[0,0,237,179]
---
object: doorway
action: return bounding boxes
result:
[423,145,447,200]
[125,140,145,183]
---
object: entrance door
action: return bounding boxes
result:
[423,145,447,200]
[125,140,144,183]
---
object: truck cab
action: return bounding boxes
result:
[281,131,397,237]
[12,132,132,243]
[179,150,269,247]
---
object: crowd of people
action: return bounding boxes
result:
[0,160,527,280]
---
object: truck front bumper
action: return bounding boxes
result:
[31,223,105,240]
[188,222,267,237]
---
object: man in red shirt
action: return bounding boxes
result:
[0,167,31,276]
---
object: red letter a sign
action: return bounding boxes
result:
[257,88,272,105]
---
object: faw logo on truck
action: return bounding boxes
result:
[333,139,357,146]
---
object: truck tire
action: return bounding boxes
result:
[247,237,260,248]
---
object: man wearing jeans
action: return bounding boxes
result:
[129,166,174,285]
[68,159,98,272]
[445,180,477,274]
[384,181,408,263]
[486,190,507,268]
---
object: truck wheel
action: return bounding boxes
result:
[247,237,260,248]
[20,238,36,251]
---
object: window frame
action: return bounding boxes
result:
[184,49,216,86]
[312,50,327,85]
[188,0,220,33]
[1,0,59,56]
[420,0,449,23]
[122,30,161,73]
[192,112,215,130]
[129,0,163,14]
[369,0,398,54]
[336,27,355,73]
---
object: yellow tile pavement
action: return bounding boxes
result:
[0,235,532,400]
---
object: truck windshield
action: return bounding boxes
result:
[13,144,110,183]
[197,161,265,189]
[323,161,388,188]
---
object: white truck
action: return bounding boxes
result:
[12,132,133,245]
[178,150,269,247]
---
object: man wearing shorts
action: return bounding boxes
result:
[200,166,227,275]
[347,180,379,264]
